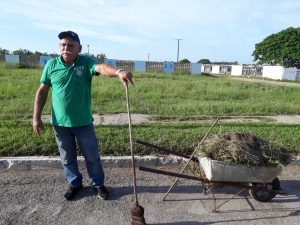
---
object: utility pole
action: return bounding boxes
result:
[175,38,182,62]
[147,53,150,61]
[87,45,90,55]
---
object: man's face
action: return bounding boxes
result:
[59,37,82,65]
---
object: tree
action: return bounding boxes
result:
[12,49,33,55]
[252,27,300,68]
[97,53,106,63]
[34,51,48,56]
[0,48,10,55]
[197,59,211,64]
[211,61,238,65]
[50,53,59,58]
[179,58,190,63]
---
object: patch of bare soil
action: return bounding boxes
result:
[93,114,300,125]
[92,113,150,125]
[40,114,300,125]
[231,76,300,88]
[270,115,300,124]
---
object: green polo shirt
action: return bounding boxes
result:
[40,55,99,127]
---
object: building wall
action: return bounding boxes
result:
[191,63,201,75]
[201,64,212,73]
[134,61,146,72]
[231,65,243,76]
[262,66,284,80]
[283,68,299,80]
[5,55,19,66]
[211,65,220,74]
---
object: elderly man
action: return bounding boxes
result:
[33,31,133,200]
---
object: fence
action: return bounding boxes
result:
[2,54,299,80]
[19,55,40,67]
[106,59,197,74]
[219,65,232,74]
[1,55,201,74]
[242,66,263,76]
[116,60,134,71]
[146,61,164,73]
[175,63,191,74]
[115,60,192,74]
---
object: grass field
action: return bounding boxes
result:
[0,65,300,156]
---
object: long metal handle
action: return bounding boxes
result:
[136,140,199,162]
[126,85,138,205]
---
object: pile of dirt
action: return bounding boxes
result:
[197,132,291,168]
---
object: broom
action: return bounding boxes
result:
[125,85,147,225]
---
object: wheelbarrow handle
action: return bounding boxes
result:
[136,140,199,162]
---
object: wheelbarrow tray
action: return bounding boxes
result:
[199,157,281,183]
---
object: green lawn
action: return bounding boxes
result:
[0,66,299,156]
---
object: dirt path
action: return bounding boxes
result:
[230,76,300,87]
[41,114,300,125]
[92,114,300,125]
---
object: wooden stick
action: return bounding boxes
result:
[126,85,138,205]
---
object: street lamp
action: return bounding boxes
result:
[175,38,182,62]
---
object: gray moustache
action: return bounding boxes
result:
[62,51,72,55]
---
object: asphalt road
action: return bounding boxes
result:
[1,163,300,225]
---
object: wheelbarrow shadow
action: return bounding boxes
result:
[142,179,300,225]
[271,179,300,204]
[147,209,300,225]
[84,178,300,203]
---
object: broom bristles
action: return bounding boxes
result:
[131,205,144,216]
[131,205,146,225]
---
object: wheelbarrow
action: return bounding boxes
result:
[136,120,286,212]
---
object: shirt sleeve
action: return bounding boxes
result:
[40,60,52,86]
[92,64,100,76]
[86,56,100,77]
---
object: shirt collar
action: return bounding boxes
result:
[58,54,80,67]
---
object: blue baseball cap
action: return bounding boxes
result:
[58,31,80,44]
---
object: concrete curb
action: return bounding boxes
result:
[0,155,186,170]
[0,154,299,170]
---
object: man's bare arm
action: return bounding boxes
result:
[95,64,133,86]
[33,84,50,135]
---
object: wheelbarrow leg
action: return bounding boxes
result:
[162,118,219,201]
[210,186,248,213]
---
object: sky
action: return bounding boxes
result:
[0,0,299,64]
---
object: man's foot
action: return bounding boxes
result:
[64,185,83,200]
[94,186,109,200]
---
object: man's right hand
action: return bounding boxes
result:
[33,118,44,135]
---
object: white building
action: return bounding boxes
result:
[201,63,299,81]
[231,65,243,76]
[262,66,300,80]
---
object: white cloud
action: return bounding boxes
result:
[0,0,299,63]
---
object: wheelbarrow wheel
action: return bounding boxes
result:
[249,177,280,202]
